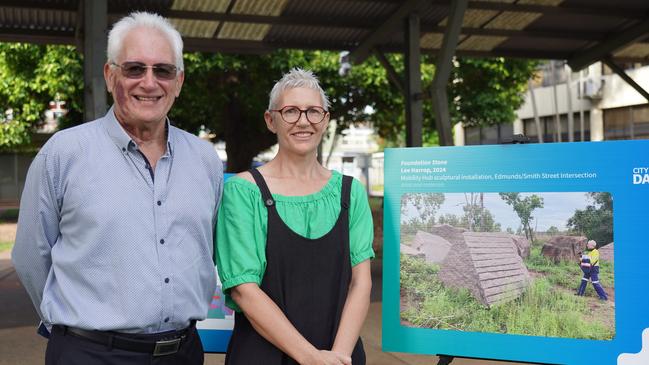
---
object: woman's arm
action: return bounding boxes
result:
[331,259,372,357]
[232,283,352,365]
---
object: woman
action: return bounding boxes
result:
[216,68,374,365]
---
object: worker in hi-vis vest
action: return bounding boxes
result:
[577,239,608,300]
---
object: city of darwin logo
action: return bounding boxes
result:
[633,167,649,184]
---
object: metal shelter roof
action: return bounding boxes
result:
[1,0,649,69]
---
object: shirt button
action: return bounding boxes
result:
[122,147,126,152]
[164,317,169,323]
[160,239,165,244]
[157,201,162,206]
[164,278,170,283]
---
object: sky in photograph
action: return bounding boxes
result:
[402,192,596,232]
[435,192,591,232]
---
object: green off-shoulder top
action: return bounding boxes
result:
[215,170,375,311]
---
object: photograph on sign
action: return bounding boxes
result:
[399,192,614,340]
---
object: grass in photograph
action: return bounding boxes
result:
[401,253,615,340]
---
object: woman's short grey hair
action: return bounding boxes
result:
[268,68,330,111]
[107,12,184,71]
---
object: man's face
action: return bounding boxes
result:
[104,27,184,126]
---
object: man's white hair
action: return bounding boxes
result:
[107,11,184,71]
[268,68,330,111]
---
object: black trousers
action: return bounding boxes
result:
[45,326,204,365]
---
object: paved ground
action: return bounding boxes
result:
[0,249,530,365]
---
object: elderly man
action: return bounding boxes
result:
[11,12,223,365]
[577,239,608,300]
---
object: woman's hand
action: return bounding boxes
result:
[303,350,351,365]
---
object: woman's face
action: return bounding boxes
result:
[264,87,329,157]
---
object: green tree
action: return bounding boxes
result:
[451,58,538,128]
[499,193,544,241]
[460,193,501,232]
[0,44,537,169]
[437,213,461,227]
[461,204,501,232]
[567,192,613,245]
[0,43,83,150]
[546,226,560,235]
[400,193,445,234]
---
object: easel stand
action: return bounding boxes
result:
[437,355,454,364]
[436,354,557,365]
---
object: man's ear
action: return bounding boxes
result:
[174,70,185,97]
[104,63,115,94]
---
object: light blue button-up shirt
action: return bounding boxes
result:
[12,107,223,334]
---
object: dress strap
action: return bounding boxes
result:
[341,175,353,210]
[248,168,275,208]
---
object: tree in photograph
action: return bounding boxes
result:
[546,226,560,236]
[499,193,544,241]
[460,193,501,232]
[461,204,501,232]
[0,43,83,150]
[438,213,461,227]
[400,193,445,234]
[567,192,613,245]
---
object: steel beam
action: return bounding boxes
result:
[83,0,107,122]
[348,0,427,64]
[603,57,649,102]
[373,50,405,97]
[405,13,423,147]
[432,0,467,146]
[568,19,649,71]
[423,26,604,41]
[457,0,644,19]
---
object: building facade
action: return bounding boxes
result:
[455,61,649,145]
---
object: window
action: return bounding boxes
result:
[604,104,649,140]
[463,123,514,145]
[523,112,590,143]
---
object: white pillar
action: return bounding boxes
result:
[590,108,604,141]
[513,119,524,135]
[454,123,465,146]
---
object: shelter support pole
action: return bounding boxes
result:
[565,64,574,142]
[431,0,467,146]
[374,50,405,96]
[83,0,108,122]
[528,80,543,143]
[603,57,649,102]
[405,13,423,147]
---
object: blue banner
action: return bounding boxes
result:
[383,140,649,364]
[199,172,235,353]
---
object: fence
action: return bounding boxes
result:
[0,153,35,208]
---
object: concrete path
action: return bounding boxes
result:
[0,252,530,365]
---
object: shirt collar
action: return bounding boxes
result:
[102,106,174,157]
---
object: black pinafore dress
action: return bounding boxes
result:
[224,168,365,365]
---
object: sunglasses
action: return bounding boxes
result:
[111,62,178,81]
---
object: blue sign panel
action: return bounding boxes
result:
[382,140,649,364]
[199,172,235,353]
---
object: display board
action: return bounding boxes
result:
[382,140,649,365]
[199,172,234,353]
